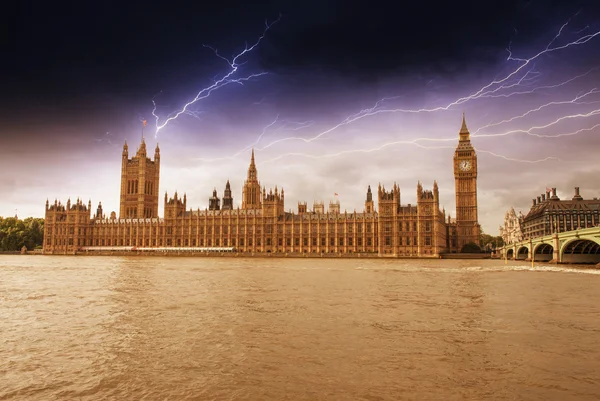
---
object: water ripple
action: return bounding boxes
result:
[0,256,598,400]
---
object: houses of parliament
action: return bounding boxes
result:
[43,116,481,256]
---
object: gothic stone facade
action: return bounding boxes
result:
[499,207,524,245]
[43,118,480,256]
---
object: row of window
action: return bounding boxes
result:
[50,237,379,248]
[383,236,432,246]
[85,221,439,236]
[523,215,599,238]
[50,235,437,248]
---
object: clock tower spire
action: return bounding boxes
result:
[453,113,480,250]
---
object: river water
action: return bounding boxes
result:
[1,256,599,401]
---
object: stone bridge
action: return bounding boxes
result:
[498,227,600,264]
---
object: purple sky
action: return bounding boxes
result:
[2,1,600,235]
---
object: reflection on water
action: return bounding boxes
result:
[1,256,599,400]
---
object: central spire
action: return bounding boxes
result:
[242,148,261,209]
[247,148,257,180]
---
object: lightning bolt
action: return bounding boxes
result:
[257,142,561,165]
[474,108,600,139]
[473,88,600,134]
[244,18,600,153]
[159,13,598,171]
[151,14,281,137]
[474,67,598,100]
[254,103,600,166]
[182,110,205,122]
[196,115,315,161]
[89,131,119,149]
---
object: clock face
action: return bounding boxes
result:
[459,160,472,171]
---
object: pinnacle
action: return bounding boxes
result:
[460,112,469,134]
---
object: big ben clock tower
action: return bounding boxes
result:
[454,113,480,250]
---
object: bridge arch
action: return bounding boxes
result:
[516,246,529,260]
[533,243,554,262]
[560,237,600,264]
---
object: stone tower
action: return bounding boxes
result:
[453,114,480,249]
[164,191,186,219]
[119,136,160,219]
[222,180,233,210]
[262,186,285,217]
[209,189,221,211]
[365,185,375,213]
[417,181,442,255]
[242,149,262,209]
[377,183,400,255]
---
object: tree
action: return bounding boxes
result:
[0,217,44,251]
[479,230,504,251]
[461,242,481,253]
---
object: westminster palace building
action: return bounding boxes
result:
[43,115,481,256]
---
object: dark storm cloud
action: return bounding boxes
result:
[260,1,529,77]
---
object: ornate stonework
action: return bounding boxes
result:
[119,138,160,219]
[43,117,480,256]
[499,207,523,245]
[453,113,481,248]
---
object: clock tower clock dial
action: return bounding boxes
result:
[459,160,472,171]
[453,113,480,250]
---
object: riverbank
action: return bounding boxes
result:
[36,251,493,259]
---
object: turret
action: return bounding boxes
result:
[262,185,285,216]
[164,191,186,219]
[313,201,324,214]
[222,179,233,210]
[209,188,221,211]
[365,185,375,213]
[137,136,147,157]
[328,199,340,214]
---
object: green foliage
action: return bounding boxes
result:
[0,217,44,251]
[479,233,504,250]
[461,242,481,253]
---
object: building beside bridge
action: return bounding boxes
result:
[43,116,481,256]
[498,187,600,264]
[521,187,600,239]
